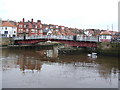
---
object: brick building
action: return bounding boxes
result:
[17,18,43,37]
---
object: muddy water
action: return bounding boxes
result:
[2,47,119,88]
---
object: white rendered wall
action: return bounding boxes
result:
[99,35,112,39]
[0,27,17,37]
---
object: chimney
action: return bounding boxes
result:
[31,18,33,23]
[37,20,41,24]
[23,18,25,22]
[37,20,41,28]
[37,20,41,22]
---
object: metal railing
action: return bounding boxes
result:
[13,35,98,42]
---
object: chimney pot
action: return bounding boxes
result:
[23,18,25,22]
[31,18,33,23]
[37,20,41,22]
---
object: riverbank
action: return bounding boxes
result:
[1,44,119,57]
[97,42,120,57]
[5,41,63,50]
[0,37,12,46]
[58,45,120,57]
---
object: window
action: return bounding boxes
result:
[103,35,106,39]
[5,27,7,30]
[31,29,35,33]
[18,29,22,33]
[12,27,16,29]
[46,27,48,30]
[108,36,112,39]
[40,25,42,28]
[19,25,22,28]
[35,30,37,33]
[2,34,7,37]
[26,29,29,32]
[40,30,42,33]
[4,31,8,34]
[35,25,37,28]
[13,35,15,37]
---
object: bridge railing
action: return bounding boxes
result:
[13,35,98,42]
[25,35,73,41]
[13,37,24,40]
[76,36,98,42]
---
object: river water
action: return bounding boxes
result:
[1,46,119,88]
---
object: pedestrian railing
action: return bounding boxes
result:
[13,35,98,42]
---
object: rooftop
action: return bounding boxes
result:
[100,31,112,35]
[2,21,16,27]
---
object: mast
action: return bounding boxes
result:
[111,24,113,36]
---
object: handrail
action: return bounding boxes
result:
[13,35,98,42]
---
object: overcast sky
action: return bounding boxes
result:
[0,0,119,31]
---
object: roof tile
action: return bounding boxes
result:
[2,21,16,27]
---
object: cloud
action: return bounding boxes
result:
[0,0,119,31]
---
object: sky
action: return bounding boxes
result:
[0,0,119,31]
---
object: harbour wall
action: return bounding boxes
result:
[0,38,12,46]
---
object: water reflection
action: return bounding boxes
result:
[17,57,42,73]
[46,47,58,58]
[2,47,119,88]
[36,47,58,58]
[87,53,97,60]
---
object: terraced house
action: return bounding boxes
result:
[17,18,43,37]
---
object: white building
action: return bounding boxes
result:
[0,21,17,37]
[99,31,112,42]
